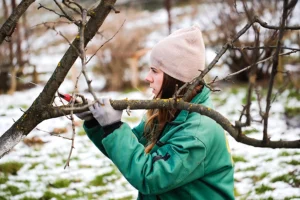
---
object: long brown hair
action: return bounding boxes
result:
[144,73,186,153]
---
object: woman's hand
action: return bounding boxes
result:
[75,110,94,121]
[89,98,122,126]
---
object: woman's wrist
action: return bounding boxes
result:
[84,118,99,128]
[102,121,123,138]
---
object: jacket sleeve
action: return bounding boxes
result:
[102,122,206,195]
[84,119,146,158]
[83,122,109,157]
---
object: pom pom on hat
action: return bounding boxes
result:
[150,25,205,83]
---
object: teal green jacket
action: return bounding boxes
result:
[84,87,234,199]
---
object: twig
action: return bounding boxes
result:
[86,19,126,64]
[109,5,120,13]
[43,23,81,57]
[254,87,264,118]
[64,9,88,169]
[232,45,300,52]
[182,18,255,101]
[271,71,291,103]
[36,127,72,140]
[254,16,300,30]
[53,0,79,26]
[62,0,83,14]
[30,20,73,29]
[263,0,289,144]
[213,50,298,84]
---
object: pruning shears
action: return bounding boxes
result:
[57,92,83,104]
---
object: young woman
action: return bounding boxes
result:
[77,25,234,199]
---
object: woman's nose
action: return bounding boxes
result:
[145,72,153,83]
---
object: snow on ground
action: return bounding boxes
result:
[0,79,299,200]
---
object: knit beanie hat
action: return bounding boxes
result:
[150,25,205,83]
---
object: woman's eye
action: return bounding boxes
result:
[151,68,157,73]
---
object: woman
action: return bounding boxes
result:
[77,25,234,199]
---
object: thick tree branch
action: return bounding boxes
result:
[42,99,300,149]
[0,0,35,45]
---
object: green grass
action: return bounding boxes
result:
[278,151,292,157]
[287,88,300,101]
[234,187,240,196]
[90,170,119,186]
[29,162,39,170]
[109,195,135,200]
[41,191,64,200]
[284,160,300,165]
[255,184,274,194]
[284,107,300,117]
[251,172,270,182]
[284,196,300,200]
[230,87,240,95]
[243,166,257,171]
[49,153,58,158]
[19,179,30,186]
[77,128,86,136]
[7,105,14,109]
[264,157,273,162]
[4,185,23,195]
[49,179,71,188]
[0,161,24,175]
[271,171,300,187]
[211,96,227,106]
[94,189,110,196]
[21,197,38,200]
[243,128,259,135]
[242,96,256,105]
[20,104,28,109]
[0,175,8,184]
[78,164,92,169]
[232,155,247,163]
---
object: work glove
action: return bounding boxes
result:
[75,99,94,121]
[75,110,94,121]
[89,98,122,127]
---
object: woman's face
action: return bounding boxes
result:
[145,66,164,97]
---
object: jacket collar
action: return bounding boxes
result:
[171,86,211,124]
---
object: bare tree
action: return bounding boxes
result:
[0,0,300,160]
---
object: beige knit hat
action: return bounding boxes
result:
[150,25,205,83]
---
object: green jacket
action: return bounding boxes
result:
[84,86,234,200]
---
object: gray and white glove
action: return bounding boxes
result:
[75,110,94,121]
[75,99,94,121]
[89,98,122,126]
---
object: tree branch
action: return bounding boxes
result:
[182,19,255,101]
[0,0,35,45]
[263,0,289,144]
[43,99,300,149]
